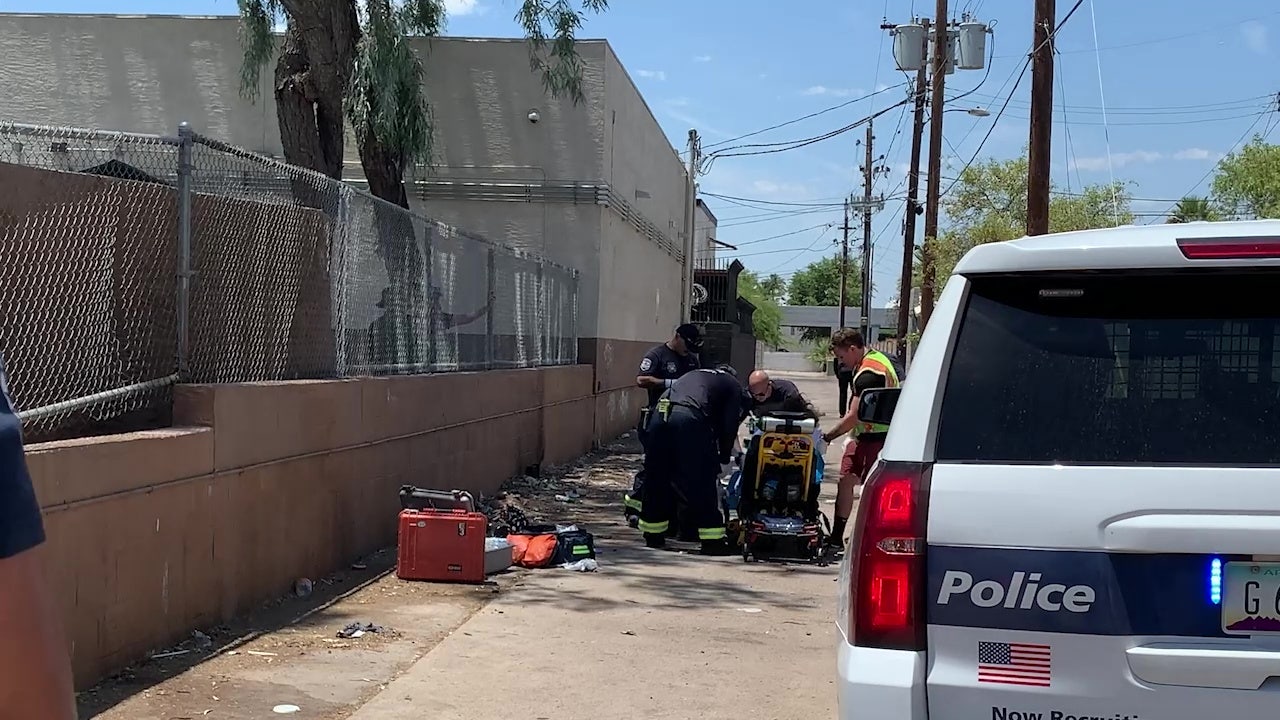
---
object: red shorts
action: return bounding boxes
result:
[839,436,885,481]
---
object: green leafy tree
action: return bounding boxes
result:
[787,255,862,307]
[918,153,1134,284]
[738,270,783,348]
[786,254,863,341]
[1211,136,1280,219]
[758,273,787,303]
[1166,196,1221,223]
[238,0,607,205]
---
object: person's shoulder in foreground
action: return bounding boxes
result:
[0,362,42,559]
[0,357,77,720]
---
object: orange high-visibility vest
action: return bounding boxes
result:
[855,349,900,435]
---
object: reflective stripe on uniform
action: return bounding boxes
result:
[698,526,727,541]
[623,494,643,511]
[638,519,670,535]
[856,349,900,435]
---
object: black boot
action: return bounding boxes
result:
[700,539,733,556]
[644,533,666,549]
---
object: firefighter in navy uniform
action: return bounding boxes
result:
[623,324,704,526]
[639,366,752,556]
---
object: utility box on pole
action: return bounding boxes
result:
[957,20,989,70]
[892,23,928,71]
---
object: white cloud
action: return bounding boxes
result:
[693,55,713,63]
[751,180,812,199]
[875,83,891,92]
[636,69,667,81]
[1241,20,1269,55]
[444,0,482,16]
[801,85,864,98]
[1070,148,1221,171]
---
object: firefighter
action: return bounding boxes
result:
[639,365,752,556]
[624,323,704,526]
[820,328,900,550]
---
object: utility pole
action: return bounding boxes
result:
[860,123,875,341]
[681,129,701,322]
[1026,0,1056,236]
[919,0,949,331]
[838,197,851,329]
[898,41,928,357]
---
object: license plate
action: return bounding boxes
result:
[1222,562,1280,635]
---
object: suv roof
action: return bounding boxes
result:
[953,219,1280,275]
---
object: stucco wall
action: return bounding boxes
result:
[0,14,685,353]
[32,365,595,688]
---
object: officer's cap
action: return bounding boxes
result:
[675,323,703,350]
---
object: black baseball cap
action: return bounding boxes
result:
[676,323,703,350]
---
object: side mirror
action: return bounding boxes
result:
[856,387,901,426]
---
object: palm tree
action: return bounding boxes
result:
[1166,196,1220,224]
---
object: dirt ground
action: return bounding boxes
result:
[80,437,642,720]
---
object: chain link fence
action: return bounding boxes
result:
[0,121,579,441]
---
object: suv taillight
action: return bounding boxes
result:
[848,461,931,651]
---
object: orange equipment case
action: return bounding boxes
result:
[396,508,489,583]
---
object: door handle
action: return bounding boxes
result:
[1127,643,1280,690]
[1102,514,1280,554]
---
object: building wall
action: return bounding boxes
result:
[0,14,685,435]
[694,200,718,267]
[31,365,595,688]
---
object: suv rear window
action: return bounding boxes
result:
[936,270,1280,465]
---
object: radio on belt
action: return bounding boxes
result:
[396,489,490,584]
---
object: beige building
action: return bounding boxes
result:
[0,13,690,437]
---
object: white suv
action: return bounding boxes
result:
[836,221,1280,719]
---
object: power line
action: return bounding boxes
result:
[698,83,910,153]
[702,96,914,168]
[701,191,846,208]
[992,9,1280,58]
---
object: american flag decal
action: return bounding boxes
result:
[977,641,1051,687]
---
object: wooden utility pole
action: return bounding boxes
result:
[681,129,701,321]
[838,197,850,329]
[1027,0,1056,236]
[897,33,929,356]
[860,123,875,341]
[919,0,949,330]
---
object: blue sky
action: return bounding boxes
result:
[10,0,1280,305]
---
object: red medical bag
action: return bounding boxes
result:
[396,508,489,583]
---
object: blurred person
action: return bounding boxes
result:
[0,355,77,719]
[819,329,900,550]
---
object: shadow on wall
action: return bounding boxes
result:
[29,365,595,689]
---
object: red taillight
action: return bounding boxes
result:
[1177,236,1280,259]
[849,461,931,651]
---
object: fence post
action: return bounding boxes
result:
[485,248,496,369]
[535,259,546,366]
[570,271,580,365]
[176,122,194,380]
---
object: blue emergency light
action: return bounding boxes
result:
[1209,557,1222,606]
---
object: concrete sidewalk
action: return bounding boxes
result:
[349,371,846,720]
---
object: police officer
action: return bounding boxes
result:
[624,323,704,525]
[639,365,752,556]
[0,355,77,718]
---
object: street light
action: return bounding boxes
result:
[942,107,990,116]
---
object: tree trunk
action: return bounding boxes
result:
[360,126,429,369]
[271,0,360,182]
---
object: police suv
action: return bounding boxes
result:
[836,221,1280,719]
